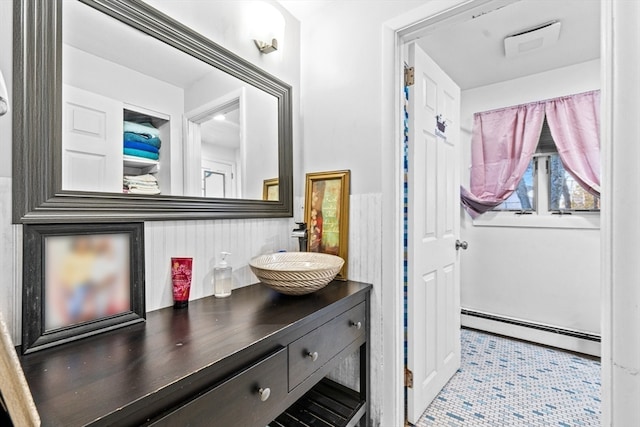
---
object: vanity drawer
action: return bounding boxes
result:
[288,302,366,391]
[150,348,288,427]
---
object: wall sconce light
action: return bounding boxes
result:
[255,38,278,54]
[246,1,285,55]
[0,69,8,116]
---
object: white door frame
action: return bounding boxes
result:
[183,88,246,197]
[381,1,614,426]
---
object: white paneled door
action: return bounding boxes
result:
[406,42,462,424]
[62,85,123,193]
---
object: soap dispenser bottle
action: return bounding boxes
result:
[214,252,232,298]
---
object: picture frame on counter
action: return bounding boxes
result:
[263,178,279,201]
[304,170,350,280]
[22,223,146,354]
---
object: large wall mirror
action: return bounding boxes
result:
[13,0,293,223]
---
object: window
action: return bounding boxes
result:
[548,154,600,211]
[493,160,535,212]
[492,119,600,214]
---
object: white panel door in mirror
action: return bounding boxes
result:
[62,84,122,193]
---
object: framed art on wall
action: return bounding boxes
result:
[304,170,350,280]
[22,223,145,354]
[263,178,279,201]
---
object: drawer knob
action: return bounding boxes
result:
[307,351,319,362]
[258,387,271,402]
[350,321,362,330]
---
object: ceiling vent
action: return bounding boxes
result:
[504,21,561,58]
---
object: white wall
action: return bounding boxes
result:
[602,0,640,422]
[297,0,423,194]
[460,60,601,353]
[148,0,300,197]
[185,74,279,200]
[0,0,17,337]
[201,143,236,165]
[292,1,425,425]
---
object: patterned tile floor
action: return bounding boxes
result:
[415,329,601,426]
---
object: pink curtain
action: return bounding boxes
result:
[461,102,545,218]
[544,90,600,196]
[461,90,601,218]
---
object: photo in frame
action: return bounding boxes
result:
[262,178,279,201]
[22,223,145,354]
[304,170,350,280]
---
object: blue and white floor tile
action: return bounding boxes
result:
[415,329,601,426]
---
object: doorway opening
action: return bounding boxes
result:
[184,88,246,198]
[398,0,602,424]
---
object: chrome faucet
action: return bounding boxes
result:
[291,222,308,252]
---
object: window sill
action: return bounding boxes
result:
[472,212,600,229]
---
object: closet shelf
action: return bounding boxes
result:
[123,155,159,169]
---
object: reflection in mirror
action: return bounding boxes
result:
[198,100,241,199]
[61,0,279,200]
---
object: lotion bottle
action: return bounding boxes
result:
[214,252,232,298]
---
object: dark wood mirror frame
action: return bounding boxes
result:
[13,0,293,223]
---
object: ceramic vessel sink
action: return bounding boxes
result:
[249,252,344,295]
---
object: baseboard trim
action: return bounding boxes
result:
[461,308,601,342]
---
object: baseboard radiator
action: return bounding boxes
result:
[461,308,601,343]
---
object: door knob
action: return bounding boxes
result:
[455,240,468,250]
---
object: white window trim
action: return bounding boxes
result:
[473,211,600,229]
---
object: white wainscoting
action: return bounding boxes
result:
[1,178,22,344]
[144,218,296,311]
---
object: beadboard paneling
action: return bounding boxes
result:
[144,218,296,311]
[0,177,22,343]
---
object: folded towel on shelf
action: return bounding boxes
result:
[125,187,161,195]
[123,174,160,195]
[124,132,162,148]
[124,174,157,183]
[124,147,159,160]
[124,180,158,189]
[124,121,160,138]
[124,140,160,154]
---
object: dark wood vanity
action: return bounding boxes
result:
[18,281,371,427]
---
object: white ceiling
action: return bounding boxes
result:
[66,0,601,95]
[280,0,600,91]
[201,107,241,149]
[63,0,214,89]
[415,0,601,89]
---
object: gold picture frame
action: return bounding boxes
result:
[262,178,279,201]
[304,170,350,280]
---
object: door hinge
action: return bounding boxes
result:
[404,67,415,87]
[405,367,414,388]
